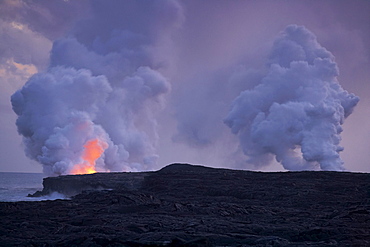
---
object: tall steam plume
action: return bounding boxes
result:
[225,25,359,171]
[11,0,182,176]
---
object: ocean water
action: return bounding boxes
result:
[0,172,66,202]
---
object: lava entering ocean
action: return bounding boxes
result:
[71,139,108,175]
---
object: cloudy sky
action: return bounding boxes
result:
[1,0,369,174]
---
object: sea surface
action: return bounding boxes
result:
[0,172,66,202]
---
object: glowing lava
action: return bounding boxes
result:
[71,139,108,175]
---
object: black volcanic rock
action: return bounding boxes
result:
[29,170,152,197]
[1,163,370,246]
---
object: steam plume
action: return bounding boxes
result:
[225,25,359,171]
[11,0,182,175]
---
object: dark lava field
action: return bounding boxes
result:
[1,164,369,246]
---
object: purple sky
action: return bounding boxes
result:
[1,0,369,173]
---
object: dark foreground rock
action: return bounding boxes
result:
[1,163,370,246]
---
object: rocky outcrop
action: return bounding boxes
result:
[29,171,152,197]
[1,163,370,246]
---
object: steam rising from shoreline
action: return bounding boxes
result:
[225,25,359,171]
[11,0,181,175]
[7,1,361,174]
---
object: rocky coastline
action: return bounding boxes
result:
[1,163,370,246]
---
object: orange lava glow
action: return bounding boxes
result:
[71,139,108,175]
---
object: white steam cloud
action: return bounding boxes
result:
[11,0,181,175]
[225,25,359,171]
[9,0,360,175]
